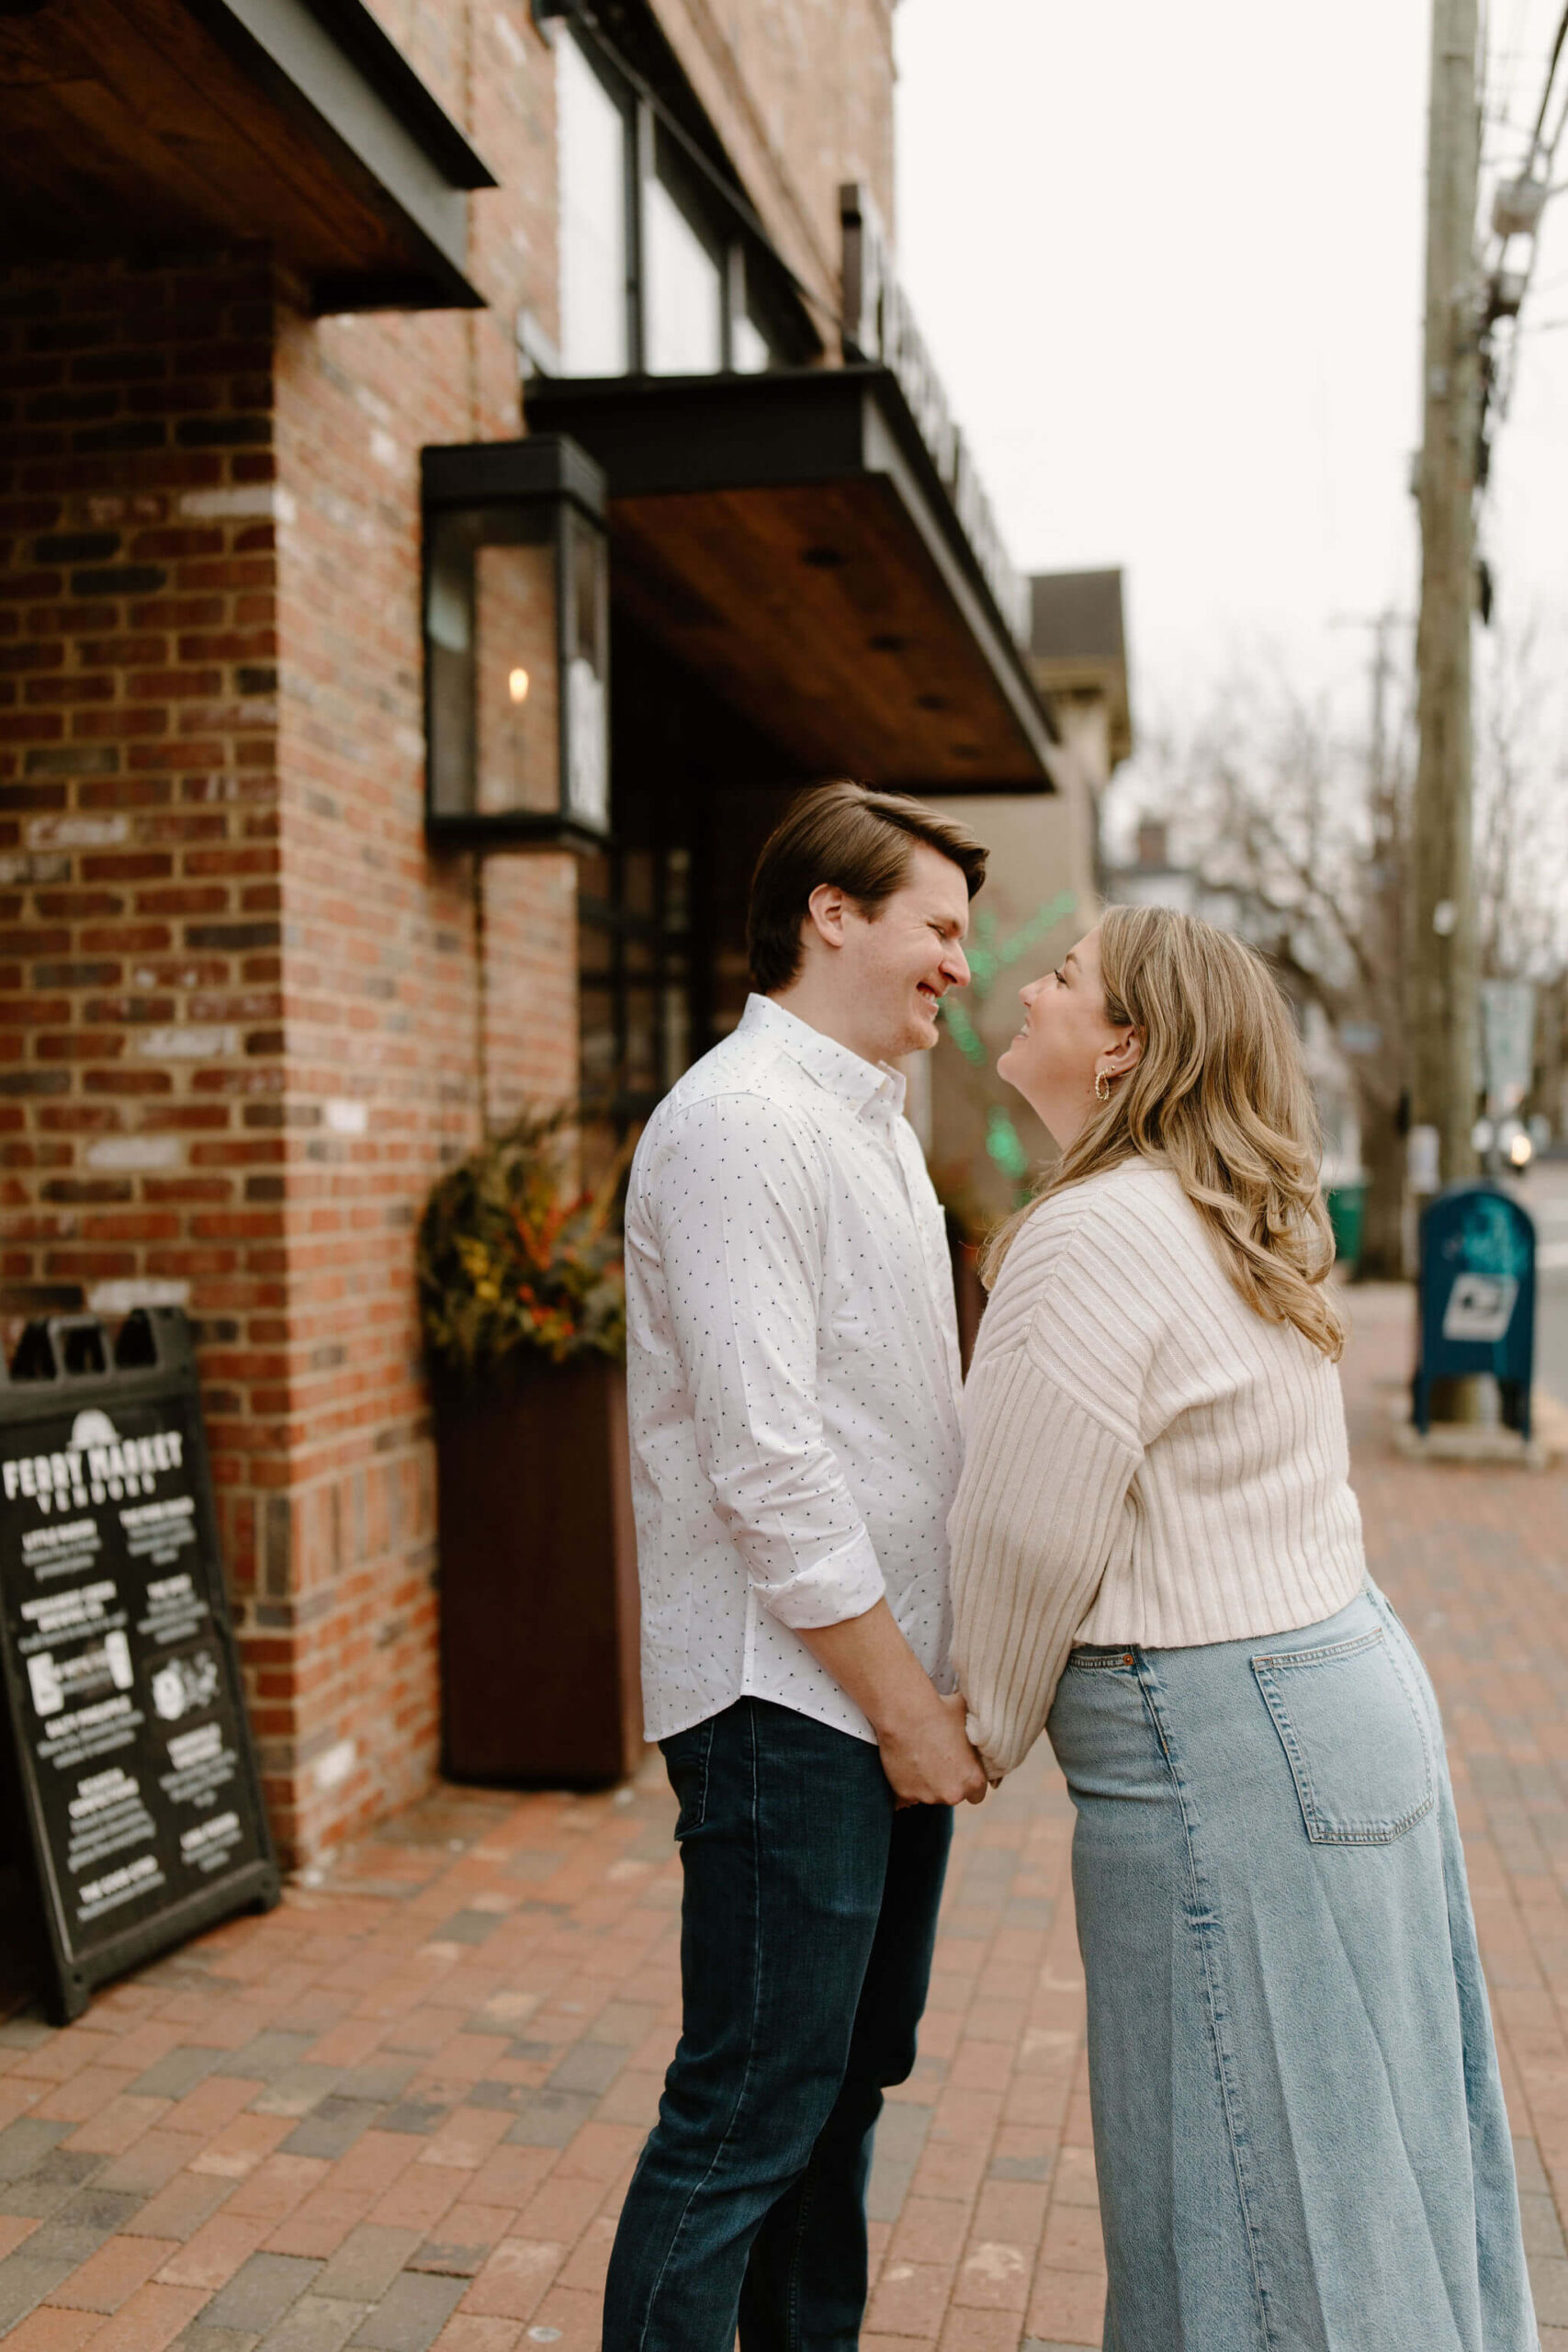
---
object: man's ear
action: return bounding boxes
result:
[805,884,849,952]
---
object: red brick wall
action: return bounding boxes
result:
[252,0,573,1860]
[1,246,577,1867]
[4,0,895,1871]
[0,244,296,1780]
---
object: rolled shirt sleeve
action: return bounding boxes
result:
[644,1091,886,1631]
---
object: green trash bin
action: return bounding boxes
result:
[1325,1178,1368,1271]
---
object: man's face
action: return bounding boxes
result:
[831,842,974,1061]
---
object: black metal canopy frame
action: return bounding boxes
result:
[523,364,1065,797]
[188,0,495,310]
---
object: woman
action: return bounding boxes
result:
[950,905,1534,2352]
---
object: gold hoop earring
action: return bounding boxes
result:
[1094,1069,1111,1104]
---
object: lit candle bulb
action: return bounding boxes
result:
[508,667,530,704]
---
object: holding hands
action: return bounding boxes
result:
[880,1688,989,1809]
[796,1599,989,1808]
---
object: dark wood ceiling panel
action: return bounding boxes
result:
[0,0,487,307]
[610,482,1034,787]
[525,370,1060,795]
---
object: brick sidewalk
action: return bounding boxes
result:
[0,1285,1564,2352]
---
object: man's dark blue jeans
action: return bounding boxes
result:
[601,1696,953,2352]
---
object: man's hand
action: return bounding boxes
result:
[877,1688,988,1808]
[794,1598,987,1808]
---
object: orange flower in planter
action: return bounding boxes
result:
[417,1106,631,1378]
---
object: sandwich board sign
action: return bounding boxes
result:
[0,1309,277,2022]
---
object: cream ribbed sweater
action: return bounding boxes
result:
[949,1159,1366,1778]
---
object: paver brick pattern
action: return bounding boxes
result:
[0,1285,1564,2350]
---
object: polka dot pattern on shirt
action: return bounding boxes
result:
[625,993,964,1745]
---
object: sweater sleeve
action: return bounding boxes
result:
[948,1200,1148,1778]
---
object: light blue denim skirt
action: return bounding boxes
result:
[1046,1581,1536,2352]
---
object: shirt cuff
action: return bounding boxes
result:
[755,1532,886,1631]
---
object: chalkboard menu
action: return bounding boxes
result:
[0,1310,278,2022]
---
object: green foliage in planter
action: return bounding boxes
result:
[418,1107,627,1374]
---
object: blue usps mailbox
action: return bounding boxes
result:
[1413,1183,1536,1440]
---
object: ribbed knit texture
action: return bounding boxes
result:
[950,1158,1366,1778]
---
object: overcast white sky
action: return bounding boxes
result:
[894,0,1568,732]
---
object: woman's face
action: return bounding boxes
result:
[997,925,1142,1148]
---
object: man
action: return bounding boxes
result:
[602,782,990,2352]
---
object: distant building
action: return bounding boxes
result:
[1029,569,1133,795]
[1105,819,1197,913]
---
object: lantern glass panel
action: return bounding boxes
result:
[426,515,478,820]
[427,504,561,821]
[423,439,609,843]
[476,539,559,815]
[563,506,609,832]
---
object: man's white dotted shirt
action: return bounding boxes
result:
[625,992,964,1745]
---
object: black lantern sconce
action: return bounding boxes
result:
[422,435,610,851]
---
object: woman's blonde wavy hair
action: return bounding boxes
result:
[979,904,1345,1361]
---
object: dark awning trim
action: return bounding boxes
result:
[525,365,1063,791]
[184,0,495,309]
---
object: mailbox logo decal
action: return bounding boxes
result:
[1442,1272,1519,1343]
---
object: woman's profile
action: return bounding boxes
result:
[950,904,1534,2350]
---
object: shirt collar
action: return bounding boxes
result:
[740,993,908,1118]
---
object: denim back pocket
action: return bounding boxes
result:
[1252,1627,1435,1846]
[660,1718,715,1839]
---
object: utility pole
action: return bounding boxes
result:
[1363,614,1410,1274]
[1410,0,1483,1190]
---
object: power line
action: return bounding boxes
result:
[1526,0,1568,163]
[1475,5,1568,467]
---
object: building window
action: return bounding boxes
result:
[730,306,771,375]
[554,25,795,380]
[558,30,630,375]
[644,153,723,374]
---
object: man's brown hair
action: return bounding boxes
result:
[746,782,988,994]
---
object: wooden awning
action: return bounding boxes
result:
[0,0,494,310]
[525,367,1063,794]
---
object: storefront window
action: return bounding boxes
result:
[558,31,629,374]
[578,842,693,1157]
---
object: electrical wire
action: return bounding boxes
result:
[1527,0,1568,162]
[1477,2,1568,463]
